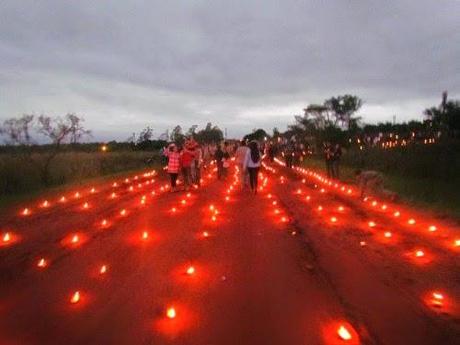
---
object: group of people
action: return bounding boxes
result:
[324,142,342,179]
[163,139,203,192]
[163,138,263,195]
[162,137,394,201]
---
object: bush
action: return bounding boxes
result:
[0,151,160,195]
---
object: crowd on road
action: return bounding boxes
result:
[161,136,394,201]
[162,138,263,195]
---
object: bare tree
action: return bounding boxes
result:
[36,114,90,185]
[0,114,35,145]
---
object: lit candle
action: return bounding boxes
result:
[70,291,80,304]
[100,265,107,274]
[186,266,195,275]
[166,307,176,319]
[37,258,47,268]
[337,325,352,341]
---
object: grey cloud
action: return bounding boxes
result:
[1,0,459,139]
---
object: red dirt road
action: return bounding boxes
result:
[0,165,459,344]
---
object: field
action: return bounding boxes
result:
[0,150,161,208]
[303,142,460,219]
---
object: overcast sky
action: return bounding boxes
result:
[1,0,459,141]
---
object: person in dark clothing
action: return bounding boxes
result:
[332,144,342,179]
[243,141,261,194]
[215,144,225,180]
[324,143,334,178]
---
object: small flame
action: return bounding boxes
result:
[100,265,107,274]
[70,291,80,304]
[337,325,352,341]
[3,232,11,243]
[186,266,195,275]
[37,258,47,268]
[166,307,176,319]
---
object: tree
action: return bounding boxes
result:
[137,126,153,144]
[36,114,91,184]
[424,100,460,137]
[170,125,185,145]
[195,123,224,144]
[303,104,331,129]
[0,114,35,145]
[67,113,91,144]
[187,125,198,138]
[324,95,362,130]
[243,128,268,142]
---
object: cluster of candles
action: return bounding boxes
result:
[271,160,458,324]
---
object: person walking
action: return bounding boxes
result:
[215,144,224,180]
[235,140,249,189]
[164,143,181,192]
[180,141,195,191]
[244,141,261,194]
[332,143,342,179]
[192,142,202,186]
[324,142,334,178]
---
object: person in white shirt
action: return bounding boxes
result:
[235,140,249,189]
[243,141,261,194]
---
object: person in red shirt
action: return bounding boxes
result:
[164,144,181,192]
[181,141,195,191]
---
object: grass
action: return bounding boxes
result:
[0,150,162,211]
[302,157,460,220]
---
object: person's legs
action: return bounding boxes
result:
[253,167,259,193]
[170,173,178,191]
[195,165,201,186]
[217,163,223,180]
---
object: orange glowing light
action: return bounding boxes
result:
[393,211,400,217]
[71,234,79,244]
[338,206,344,212]
[202,231,209,238]
[186,192,191,198]
[171,207,177,213]
[142,231,149,240]
[100,265,107,274]
[186,266,195,275]
[120,209,127,216]
[211,215,217,222]
[83,202,89,209]
[408,218,416,225]
[112,182,118,187]
[90,187,96,193]
[337,325,352,341]
[272,201,277,206]
[428,225,437,232]
[371,201,377,207]
[37,258,47,268]
[22,208,30,216]
[281,216,288,223]
[305,196,311,201]
[384,231,392,238]
[415,250,425,257]
[430,292,444,307]
[70,291,80,304]
[101,219,108,227]
[181,199,186,205]
[74,192,80,198]
[166,307,176,319]
[360,241,367,246]
[3,232,11,243]
[42,200,49,208]
[368,221,376,228]
[317,206,323,211]
[331,217,338,223]
[225,196,230,201]
[454,239,460,247]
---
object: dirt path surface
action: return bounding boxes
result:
[0,164,459,344]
